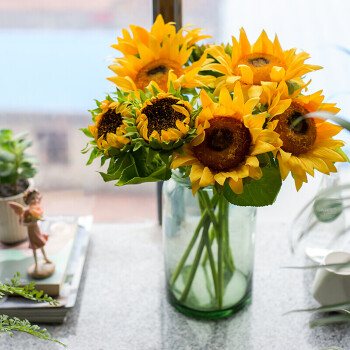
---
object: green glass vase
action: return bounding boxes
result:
[163,173,256,319]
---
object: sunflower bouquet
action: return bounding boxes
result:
[82,16,347,317]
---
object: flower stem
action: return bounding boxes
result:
[217,195,225,308]
[179,219,210,303]
[223,199,235,273]
[169,193,219,287]
[203,223,219,306]
[200,191,220,233]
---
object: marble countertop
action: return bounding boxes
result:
[1,219,350,350]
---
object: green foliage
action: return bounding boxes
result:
[0,129,38,191]
[99,148,172,186]
[82,88,202,186]
[334,147,350,162]
[286,301,350,328]
[188,44,208,63]
[286,80,302,95]
[0,273,64,346]
[223,160,282,207]
[0,272,58,305]
[0,315,66,347]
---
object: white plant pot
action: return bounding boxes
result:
[0,180,33,244]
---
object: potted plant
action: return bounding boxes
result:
[0,129,38,244]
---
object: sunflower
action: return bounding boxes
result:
[108,20,213,92]
[171,83,281,195]
[264,82,346,190]
[136,93,193,143]
[204,28,322,95]
[89,100,131,150]
[111,14,210,56]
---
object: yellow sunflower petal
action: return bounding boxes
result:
[200,89,214,108]
[245,156,259,167]
[248,166,262,180]
[277,154,291,180]
[316,122,343,139]
[214,172,227,186]
[229,178,243,194]
[199,167,215,187]
[238,65,254,85]
[244,112,266,129]
[270,66,286,81]
[172,104,190,118]
[191,179,201,196]
[251,140,276,155]
[171,154,197,169]
[190,164,205,183]
[311,147,346,162]
[219,87,233,109]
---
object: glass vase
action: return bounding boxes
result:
[163,173,256,319]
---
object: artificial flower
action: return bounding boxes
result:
[29,204,43,220]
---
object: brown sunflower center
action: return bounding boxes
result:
[193,117,251,171]
[97,109,123,140]
[234,53,286,85]
[274,102,316,155]
[141,97,187,138]
[248,57,270,67]
[147,65,167,76]
[135,59,184,92]
[208,128,234,151]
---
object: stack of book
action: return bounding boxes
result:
[0,215,92,323]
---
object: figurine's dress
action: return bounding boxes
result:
[23,210,48,250]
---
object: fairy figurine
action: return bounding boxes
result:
[8,189,55,279]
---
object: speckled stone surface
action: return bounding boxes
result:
[1,219,350,350]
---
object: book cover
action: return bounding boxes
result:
[0,217,78,296]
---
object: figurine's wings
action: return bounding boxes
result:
[8,201,25,221]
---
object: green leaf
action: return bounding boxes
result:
[158,151,171,165]
[20,160,39,168]
[133,141,143,152]
[223,165,282,207]
[146,148,158,164]
[286,80,302,95]
[80,128,93,138]
[285,302,350,314]
[0,129,13,143]
[311,314,350,327]
[0,162,15,177]
[17,139,32,152]
[334,147,349,162]
[282,261,350,270]
[117,164,171,185]
[100,156,107,167]
[86,148,102,165]
[0,315,66,346]
[19,167,37,179]
[0,150,15,162]
[115,148,171,186]
[12,131,29,141]
[151,84,160,96]
[0,173,18,184]
[98,154,133,182]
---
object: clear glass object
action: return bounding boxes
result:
[163,173,256,319]
[304,173,349,260]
